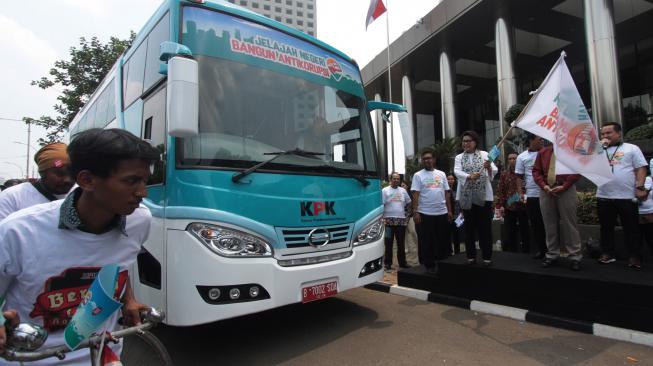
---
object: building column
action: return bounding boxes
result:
[374,93,388,180]
[439,51,457,139]
[401,75,415,158]
[495,17,517,138]
[584,0,622,126]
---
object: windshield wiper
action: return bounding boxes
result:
[231,148,324,183]
[315,164,370,187]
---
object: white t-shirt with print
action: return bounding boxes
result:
[596,143,647,199]
[382,186,411,218]
[639,177,653,215]
[0,201,151,366]
[410,169,450,216]
[0,182,67,221]
[515,150,541,198]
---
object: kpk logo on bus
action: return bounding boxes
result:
[300,201,336,216]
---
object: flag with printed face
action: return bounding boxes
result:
[512,52,613,187]
[365,0,387,29]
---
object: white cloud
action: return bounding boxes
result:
[59,0,108,17]
[0,14,59,71]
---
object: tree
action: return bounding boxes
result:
[25,33,135,144]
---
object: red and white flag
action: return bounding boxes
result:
[101,343,123,366]
[365,0,387,29]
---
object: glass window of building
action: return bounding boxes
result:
[251,2,259,8]
[275,16,282,21]
[307,4,313,10]
[297,20,303,26]
[286,9,292,14]
[297,11,303,16]
[264,4,270,10]
[307,12,313,18]
[307,21,313,27]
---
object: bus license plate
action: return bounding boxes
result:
[302,281,338,303]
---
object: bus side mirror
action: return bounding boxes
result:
[366,101,406,113]
[166,56,199,138]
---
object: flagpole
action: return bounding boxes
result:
[385,0,395,173]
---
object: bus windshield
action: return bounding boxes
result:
[177,6,377,176]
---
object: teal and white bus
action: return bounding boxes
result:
[68,0,405,326]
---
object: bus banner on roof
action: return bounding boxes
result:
[182,6,363,97]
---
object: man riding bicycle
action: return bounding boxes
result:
[0,129,160,365]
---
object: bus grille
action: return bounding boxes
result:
[280,224,352,248]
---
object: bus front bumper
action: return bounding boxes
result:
[164,229,384,326]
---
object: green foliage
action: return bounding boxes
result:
[504,104,525,125]
[577,190,599,225]
[624,123,653,142]
[404,137,461,182]
[25,33,135,144]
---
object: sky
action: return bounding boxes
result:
[0,0,439,182]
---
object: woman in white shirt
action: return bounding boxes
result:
[454,130,498,266]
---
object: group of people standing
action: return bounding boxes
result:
[382,130,498,272]
[383,122,653,273]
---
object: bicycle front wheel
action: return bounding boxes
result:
[121,330,173,366]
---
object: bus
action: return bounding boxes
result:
[68,0,406,326]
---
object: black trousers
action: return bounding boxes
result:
[416,213,449,268]
[502,209,530,253]
[526,197,546,255]
[384,225,407,267]
[598,198,641,258]
[640,222,653,256]
[449,221,461,255]
[462,202,493,261]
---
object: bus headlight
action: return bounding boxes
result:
[187,223,273,257]
[353,217,384,246]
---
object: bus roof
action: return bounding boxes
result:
[124,0,357,66]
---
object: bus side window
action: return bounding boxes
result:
[142,84,167,185]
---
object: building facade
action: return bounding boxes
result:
[226,0,317,36]
[362,0,653,178]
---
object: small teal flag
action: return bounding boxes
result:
[64,264,122,350]
[488,145,500,162]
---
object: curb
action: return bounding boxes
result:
[364,282,653,348]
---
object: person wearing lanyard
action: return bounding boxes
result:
[596,122,648,268]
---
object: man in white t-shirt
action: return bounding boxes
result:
[0,128,161,365]
[411,149,452,273]
[382,172,412,271]
[597,122,648,268]
[0,143,74,220]
[514,133,546,259]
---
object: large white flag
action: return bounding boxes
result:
[513,52,613,187]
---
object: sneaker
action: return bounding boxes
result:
[598,255,616,264]
[467,258,476,265]
[541,258,556,268]
[482,260,492,267]
[532,252,544,260]
[570,260,581,271]
[628,257,642,269]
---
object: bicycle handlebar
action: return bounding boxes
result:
[2,308,165,362]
